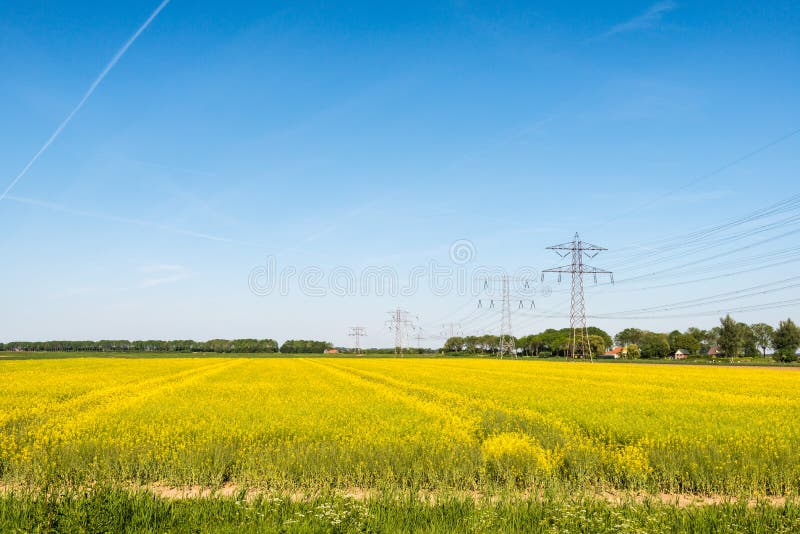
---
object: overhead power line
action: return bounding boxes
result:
[595,127,800,232]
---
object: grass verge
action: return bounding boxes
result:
[1,488,800,533]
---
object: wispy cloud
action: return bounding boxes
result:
[127,158,217,178]
[53,286,100,299]
[604,1,677,37]
[0,0,171,201]
[5,194,255,246]
[139,264,189,288]
[139,264,185,273]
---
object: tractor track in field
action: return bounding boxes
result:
[1,359,244,441]
[307,359,587,451]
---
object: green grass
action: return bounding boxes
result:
[1,488,799,533]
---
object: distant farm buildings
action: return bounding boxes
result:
[599,346,625,359]
[672,349,690,360]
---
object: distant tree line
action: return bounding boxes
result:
[5,316,798,361]
[276,341,439,354]
[0,338,437,355]
[714,315,800,362]
[441,316,800,362]
[337,348,439,355]
[0,339,279,353]
[442,328,612,357]
[278,340,334,353]
[614,316,800,361]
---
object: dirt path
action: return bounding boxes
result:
[135,484,793,508]
[1,482,792,508]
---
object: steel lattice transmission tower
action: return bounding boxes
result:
[498,275,516,359]
[415,328,425,353]
[441,323,463,339]
[386,308,415,355]
[542,233,613,361]
[478,275,533,359]
[348,326,366,354]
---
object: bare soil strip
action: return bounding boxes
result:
[121,484,798,508]
[1,482,792,508]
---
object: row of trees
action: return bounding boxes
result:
[0,338,430,355]
[517,327,612,357]
[279,340,334,353]
[443,327,613,357]
[716,316,800,362]
[615,328,698,359]
[0,339,280,353]
[443,335,516,354]
[614,317,800,361]
[348,348,438,354]
[5,317,798,359]
[3,339,409,355]
[441,316,800,361]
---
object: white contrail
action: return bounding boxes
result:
[0,0,171,201]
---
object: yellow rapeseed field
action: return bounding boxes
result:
[1,357,799,496]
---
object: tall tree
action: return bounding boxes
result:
[750,323,774,357]
[707,327,722,347]
[686,327,708,342]
[586,335,607,357]
[639,332,670,359]
[615,328,644,346]
[717,315,742,362]
[679,332,701,355]
[667,330,682,351]
[773,318,800,362]
[515,334,544,357]
[737,323,759,357]
[586,327,612,349]
[443,336,465,352]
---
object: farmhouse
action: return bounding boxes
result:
[672,349,690,360]
[599,346,625,359]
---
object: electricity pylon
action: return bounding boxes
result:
[386,308,415,355]
[542,233,613,361]
[441,323,463,338]
[477,275,535,359]
[348,326,366,354]
[498,275,516,358]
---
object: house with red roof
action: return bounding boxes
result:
[599,346,625,359]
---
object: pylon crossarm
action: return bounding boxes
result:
[546,241,577,250]
[577,242,607,251]
[542,266,572,273]
[578,265,613,274]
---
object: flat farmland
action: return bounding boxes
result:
[2,357,799,498]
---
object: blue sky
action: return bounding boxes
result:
[1,1,798,346]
